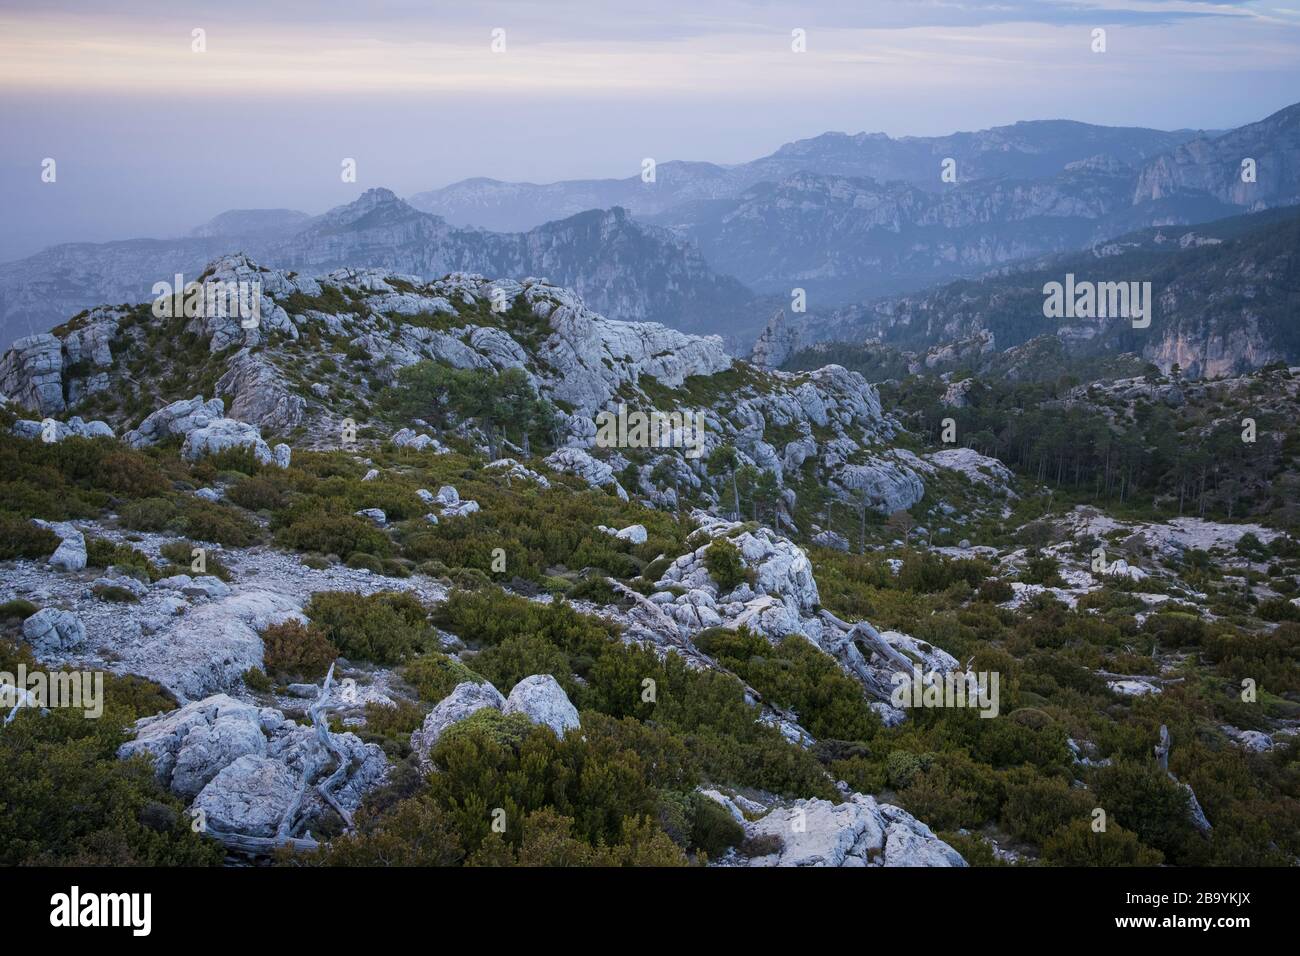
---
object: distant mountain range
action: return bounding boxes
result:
[0,190,753,348]
[409,120,1209,231]
[1,102,1296,354]
[796,204,1300,380]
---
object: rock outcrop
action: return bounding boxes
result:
[119,693,387,840]
[737,793,966,867]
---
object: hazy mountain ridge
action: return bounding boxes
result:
[799,205,1300,379]
[0,190,751,349]
[411,119,1208,231]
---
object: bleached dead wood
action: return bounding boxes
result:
[218,663,357,856]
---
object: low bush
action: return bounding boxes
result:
[304,591,434,665]
[260,619,338,682]
[119,497,179,532]
[703,537,747,591]
[0,514,59,560]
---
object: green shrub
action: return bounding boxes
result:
[689,793,744,858]
[119,497,178,532]
[438,708,536,751]
[345,552,384,573]
[276,513,392,558]
[473,633,573,696]
[261,619,338,682]
[977,578,1014,603]
[1090,759,1197,863]
[309,796,464,866]
[178,499,258,546]
[0,641,220,867]
[243,667,273,692]
[1000,770,1092,845]
[305,590,433,664]
[159,539,233,581]
[0,599,39,621]
[85,538,157,578]
[0,515,59,560]
[93,584,139,603]
[350,700,428,758]
[738,833,783,858]
[1258,598,1300,623]
[694,628,879,742]
[704,537,747,591]
[1041,818,1164,866]
[1022,554,1064,587]
[226,475,288,512]
[401,652,485,703]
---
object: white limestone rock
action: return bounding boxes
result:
[192,755,299,838]
[409,681,506,764]
[926,447,1015,494]
[739,794,965,868]
[486,458,551,488]
[13,416,114,442]
[32,519,87,571]
[503,675,581,738]
[544,447,628,500]
[615,524,648,545]
[120,590,304,702]
[181,418,274,466]
[124,395,226,448]
[21,607,87,655]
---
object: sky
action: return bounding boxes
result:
[1,0,1298,262]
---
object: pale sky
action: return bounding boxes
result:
[1,0,1298,261]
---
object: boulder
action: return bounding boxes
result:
[181,418,274,466]
[485,458,551,488]
[92,574,149,599]
[179,576,233,600]
[32,520,87,571]
[21,607,87,655]
[0,333,65,413]
[615,524,648,545]
[124,395,226,448]
[120,693,387,839]
[812,530,850,552]
[832,455,926,515]
[12,416,114,442]
[409,681,505,763]
[503,675,580,737]
[170,714,268,798]
[192,755,299,838]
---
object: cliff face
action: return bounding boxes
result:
[807,206,1300,380]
